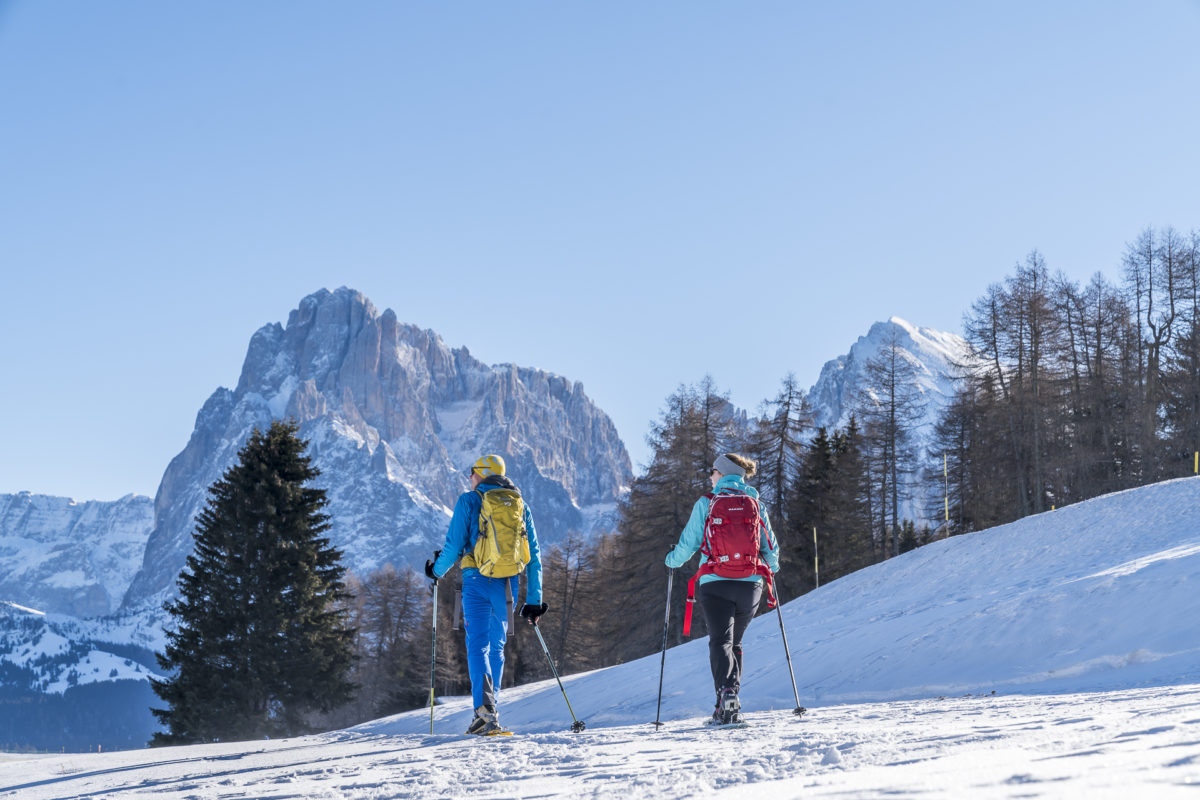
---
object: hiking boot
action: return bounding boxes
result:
[465,704,499,735]
[718,686,742,724]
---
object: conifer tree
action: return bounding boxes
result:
[748,373,811,529]
[825,418,875,578]
[786,419,874,596]
[150,420,355,745]
[780,426,833,600]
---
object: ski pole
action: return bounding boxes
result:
[770,575,806,717]
[530,621,586,732]
[429,578,438,734]
[653,568,675,730]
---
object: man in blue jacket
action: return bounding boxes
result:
[426,454,545,735]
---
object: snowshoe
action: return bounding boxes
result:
[466,704,506,736]
[479,723,514,736]
[717,686,743,725]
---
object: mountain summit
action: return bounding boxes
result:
[807,316,970,435]
[122,287,632,612]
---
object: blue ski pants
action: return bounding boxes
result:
[461,570,515,710]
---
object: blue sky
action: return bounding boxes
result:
[2,1,1199,501]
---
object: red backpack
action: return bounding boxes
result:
[682,490,776,635]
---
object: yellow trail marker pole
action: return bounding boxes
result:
[813,526,820,589]
[944,453,949,523]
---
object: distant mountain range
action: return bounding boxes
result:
[0,493,152,619]
[0,289,966,751]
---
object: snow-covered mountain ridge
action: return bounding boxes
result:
[804,317,972,524]
[806,315,970,436]
[0,308,978,753]
[0,493,153,618]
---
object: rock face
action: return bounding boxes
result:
[0,493,153,617]
[122,287,632,612]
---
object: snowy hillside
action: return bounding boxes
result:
[4,477,1199,797]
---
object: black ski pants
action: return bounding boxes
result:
[698,578,763,694]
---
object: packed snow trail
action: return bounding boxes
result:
[3,685,1199,798]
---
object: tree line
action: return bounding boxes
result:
[936,227,1200,531]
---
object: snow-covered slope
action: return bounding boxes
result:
[370,475,1200,732]
[4,477,1199,797]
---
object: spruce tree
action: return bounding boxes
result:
[150,420,355,745]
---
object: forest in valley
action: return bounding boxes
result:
[318,225,1200,729]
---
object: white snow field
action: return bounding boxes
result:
[4,477,1200,798]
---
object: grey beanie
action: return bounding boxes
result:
[713,454,746,477]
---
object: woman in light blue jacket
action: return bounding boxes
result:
[666,453,779,724]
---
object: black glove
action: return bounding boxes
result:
[520,603,549,625]
[425,550,441,584]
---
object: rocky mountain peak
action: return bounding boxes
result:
[121,287,632,612]
[808,317,971,433]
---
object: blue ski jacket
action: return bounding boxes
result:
[431,474,543,605]
[664,474,780,585]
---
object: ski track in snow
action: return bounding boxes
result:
[3,685,1199,799]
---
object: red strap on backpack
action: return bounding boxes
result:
[682,565,776,635]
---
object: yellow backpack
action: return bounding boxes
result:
[471,487,530,578]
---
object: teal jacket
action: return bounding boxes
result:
[664,475,780,585]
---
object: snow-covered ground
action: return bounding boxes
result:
[3,686,1198,799]
[3,477,1200,798]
